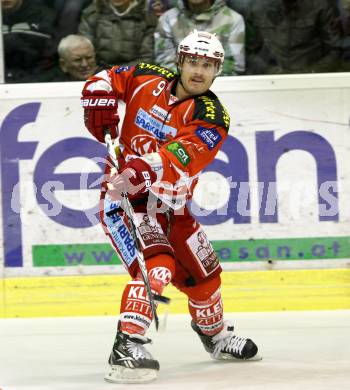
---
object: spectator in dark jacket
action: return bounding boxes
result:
[246,0,344,74]
[78,0,156,67]
[338,0,350,68]
[2,0,57,82]
[50,0,93,42]
[226,0,252,19]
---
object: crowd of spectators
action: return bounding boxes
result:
[1,0,349,83]
[154,0,246,75]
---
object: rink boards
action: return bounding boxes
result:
[0,269,349,318]
[1,74,350,317]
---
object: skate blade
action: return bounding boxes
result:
[104,365,158,384]
[211,352,263,361]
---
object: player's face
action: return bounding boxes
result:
[179,55,217,97]
[1,0,22,11]
[60,42,97,81]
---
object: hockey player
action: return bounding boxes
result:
[81,30,260,384]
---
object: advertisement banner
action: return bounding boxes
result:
[1,75,350,277]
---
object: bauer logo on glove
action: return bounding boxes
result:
[81,97,117,107]
[81,87,119,142]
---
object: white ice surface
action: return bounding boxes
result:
[0,311,349,390]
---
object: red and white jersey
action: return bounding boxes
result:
[84,63,230,205]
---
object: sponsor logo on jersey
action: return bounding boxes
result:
[222,105,230,129]
[136,63,176,80]
[115,65,131,74]
[199,95,217,120]
[150,105,171,122]
[131,134,159,155]
[135,108,177,140]
[195,126,222,150]
[136,214,170,247]
[195,94,230,131]
[186,229,220,276]
[149,267,172,284]
[168,94,178,105]
[166,141,190,167]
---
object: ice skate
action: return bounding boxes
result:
[191,320,262,361]
[104,325,159,384]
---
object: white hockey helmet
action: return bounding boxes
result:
[177,30,225,76]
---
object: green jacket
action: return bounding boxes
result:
[78,0,156,67]
[154,0,245,75]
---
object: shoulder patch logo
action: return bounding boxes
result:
[195,126,222,150]
[199,95,217,121]
[193,93,230,131]
[134,63,176,80]
[166,142,191,167]
[115,66,131,74]
[222,105,230,129]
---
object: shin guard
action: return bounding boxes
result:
[119,254,174,335]
[188,288,224,336]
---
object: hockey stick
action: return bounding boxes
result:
[104,131,170,331]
